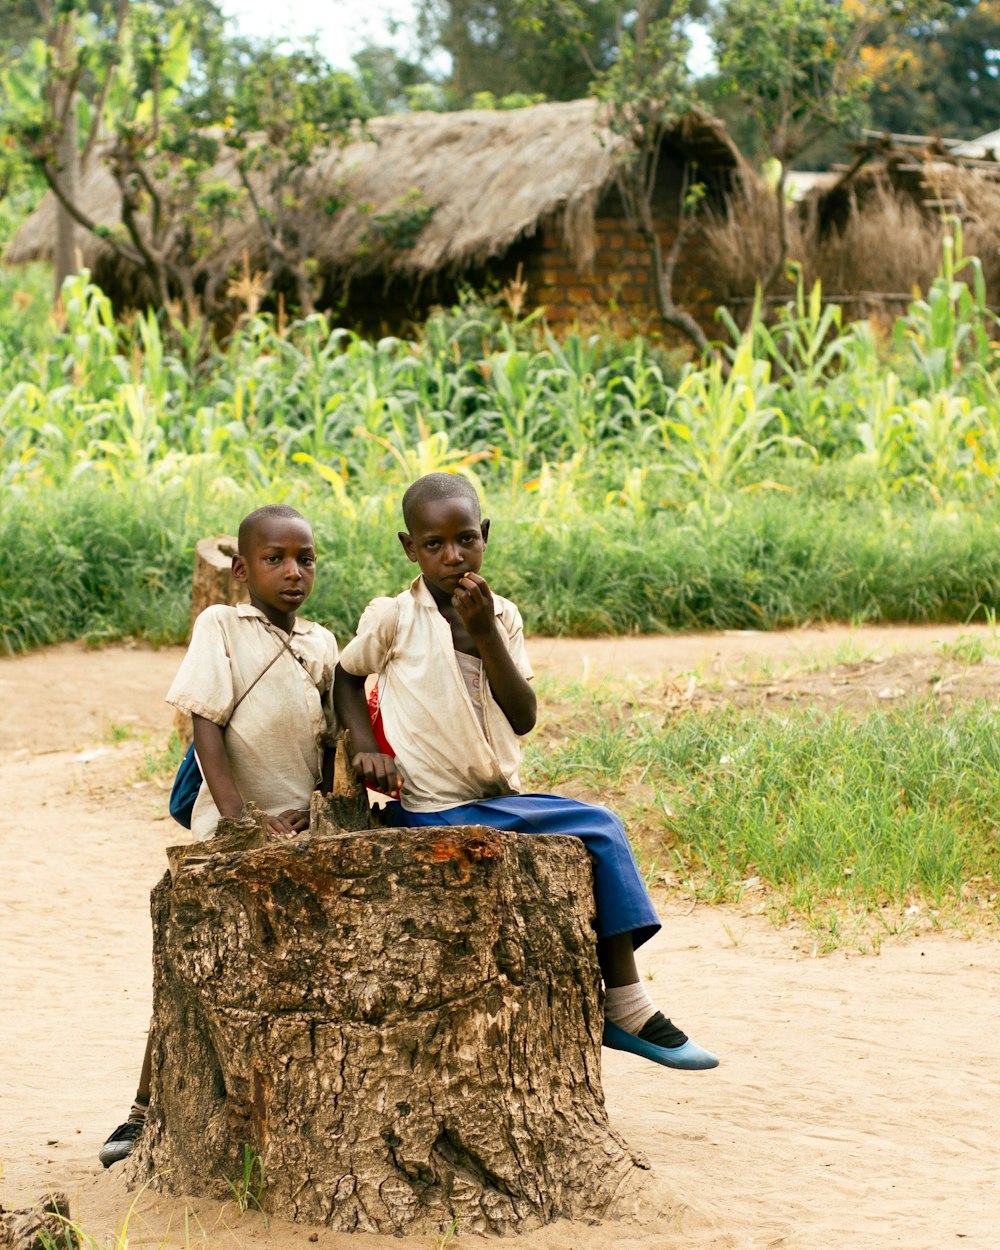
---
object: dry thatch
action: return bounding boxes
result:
[4,99,741,297]
[699,164,1000,317]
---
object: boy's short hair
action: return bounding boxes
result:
[238,504,308,551]
[401,474,481,531]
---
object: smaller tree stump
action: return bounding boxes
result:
[189,535,247,637]
[175,535,249,746]
[125,799,649,1235]
[0,1193,74,1250]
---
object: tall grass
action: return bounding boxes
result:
[526,690,1000,937]
[2,224,997,503]
[4,480,1000,653]
[701,174,1000,322]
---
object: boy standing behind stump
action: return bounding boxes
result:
[334,473,718,1072]
[99,504,339,1166]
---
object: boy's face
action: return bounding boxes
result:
[399,495,490,596]
[233,514,317,629]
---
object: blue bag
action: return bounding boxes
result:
[168,743,202,829]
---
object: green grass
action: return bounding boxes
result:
[1,235,999,653]
[525,684,1000,944]
[5,479,1000,654]
[141,728,187,780]
[223,1145,267,1215]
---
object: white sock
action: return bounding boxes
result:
[604,981,657,1034]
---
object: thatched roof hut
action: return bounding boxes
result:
[6,99,744,326]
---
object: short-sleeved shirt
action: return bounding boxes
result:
[338,576,534,812]
[167,603,338,839]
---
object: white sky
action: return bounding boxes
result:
[221,0,419,69]
[222,1,715,77]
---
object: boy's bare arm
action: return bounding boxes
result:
[193,714,304,836]
[192,715,245,820]
[333,663,402,794]
[454,573,537,735]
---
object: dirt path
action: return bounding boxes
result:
[1,624,998,1250]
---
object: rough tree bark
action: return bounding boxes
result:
[189,535,248,636]
[53,103,78,303]
[124,795,649,1235]
[0,1193,74,1250]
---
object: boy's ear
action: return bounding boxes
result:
[398,531,418,563]
[232,553,248,583]
[481,517,490,545]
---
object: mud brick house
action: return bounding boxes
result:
[6,99,746,335]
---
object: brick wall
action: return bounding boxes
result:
[508,211,720,338]
[332,171,729,341]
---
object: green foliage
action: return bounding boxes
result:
[141,728,186,779]
[365,187,435,250]
[1,4,368,321]
[711,0,941,286]
[648,338,789,499]
[469,90,546,110]
[224,1144,266,1214]
[352,43,435,116]
[590,2,693,137]
[1,230,999,650]
[420,0,616,102]
[868,0,1000,139]
[713,0,909,164]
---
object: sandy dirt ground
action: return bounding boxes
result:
[2,622,999,1250]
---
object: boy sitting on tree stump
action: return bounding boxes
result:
[334,472,719,1072]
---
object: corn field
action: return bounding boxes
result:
[1,225,999,651]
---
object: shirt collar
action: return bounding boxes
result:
[409,574,503,616]
[236,601,314,635]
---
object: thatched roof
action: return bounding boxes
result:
[5,99,742,288]
[803,131,1000,238]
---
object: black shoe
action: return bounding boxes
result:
[98,1117,144,1168]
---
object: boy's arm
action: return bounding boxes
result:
[455,574,537,734]
[333,663,402,795]
[192,714,301,836]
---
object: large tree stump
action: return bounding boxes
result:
[125,804,648,1235]
[175,535,250,746]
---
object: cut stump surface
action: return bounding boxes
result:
[126,812,647,1235]
[189,534,247,636]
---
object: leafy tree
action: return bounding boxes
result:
[416,0,624,101]
[511,2,710,352]
[711,0,938,287]
[590,1,713,352]
[868,0,1000,139]
[219,40,366,313]
[2,2,367,319]
[352,44,433,115]
[3,2,227,310]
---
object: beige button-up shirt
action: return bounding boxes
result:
[338,577,534,812]
[167,603,338,839]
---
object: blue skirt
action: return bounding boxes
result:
[385,793,661,950]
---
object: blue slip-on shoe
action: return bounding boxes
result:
[603,1018,720,1070]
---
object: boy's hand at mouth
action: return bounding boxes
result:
[452,572,495,636]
